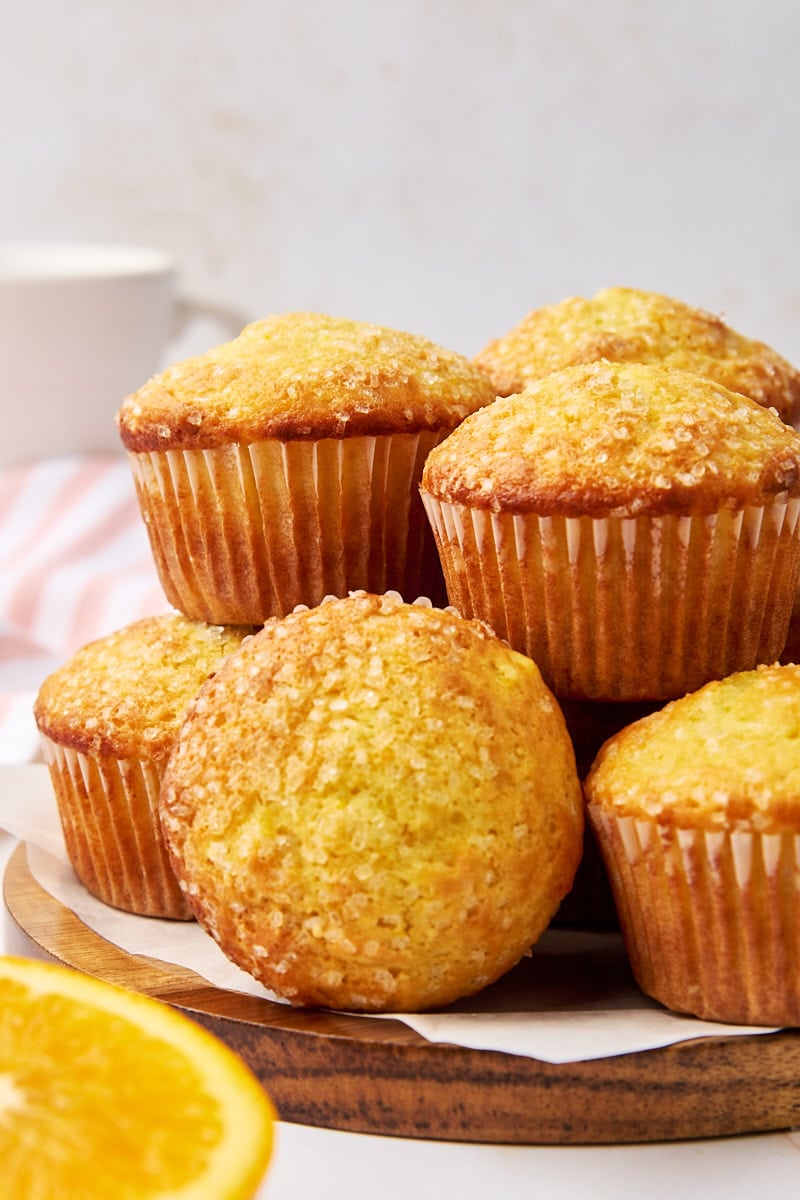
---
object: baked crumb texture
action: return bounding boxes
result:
[160,591,584,1013]
[585,664,800,1025]
[118,312,496,449]
[34,614,253,919]
[421,361,800,700]
[118,313,496,625]
[474,286,800,428]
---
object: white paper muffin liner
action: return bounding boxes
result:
[589,805,800,1025]
[40,738,191,920]
[421,493,800,700]
[129,431,449,625]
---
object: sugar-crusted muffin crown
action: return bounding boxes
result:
[584,663,800,833]
[421,360,800,517]
[474,286,800,426]
[117,312,496,451]
[160,591,584,1011]
[34,614,253,761]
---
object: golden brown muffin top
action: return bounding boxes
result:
[117,312,496,451]
[34,614,253,761]
[474,287,800,426]
[585,663,800,833]
[161,591,583,1011]
[421,360,800,517]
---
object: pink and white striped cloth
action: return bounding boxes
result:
[0,454,166,763]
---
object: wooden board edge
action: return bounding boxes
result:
[5,842,800,1145]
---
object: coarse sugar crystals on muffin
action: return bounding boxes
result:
[585,663,800,1026]
[160,591,584,1012]
[420,360,800,701]
[34,613,253,919]
[117,312,496,624]
[473,286,800,427]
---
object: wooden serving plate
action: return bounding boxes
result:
[5,842,800,1145]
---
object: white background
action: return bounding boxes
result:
[3,0,800,366]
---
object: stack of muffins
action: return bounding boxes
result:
[33,290,800,1026]
[420,286,800,1022]
[34,311,585,1013]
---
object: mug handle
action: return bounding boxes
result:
[172,295,251,341]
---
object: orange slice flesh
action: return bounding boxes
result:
[0,955,275,1199]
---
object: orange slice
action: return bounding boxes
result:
[0,955,275,1198]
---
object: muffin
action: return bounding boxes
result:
[33,613,253,919]
[117,312,495,625]
[585,664,800,1026]
[420,360,800,701]
[160,591,584,1012]
[474,286,800,427]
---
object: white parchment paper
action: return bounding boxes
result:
[0,763,780,1064]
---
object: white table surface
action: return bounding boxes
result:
[1,833,799,1198]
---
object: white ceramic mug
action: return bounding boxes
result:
[0,242,248,468]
